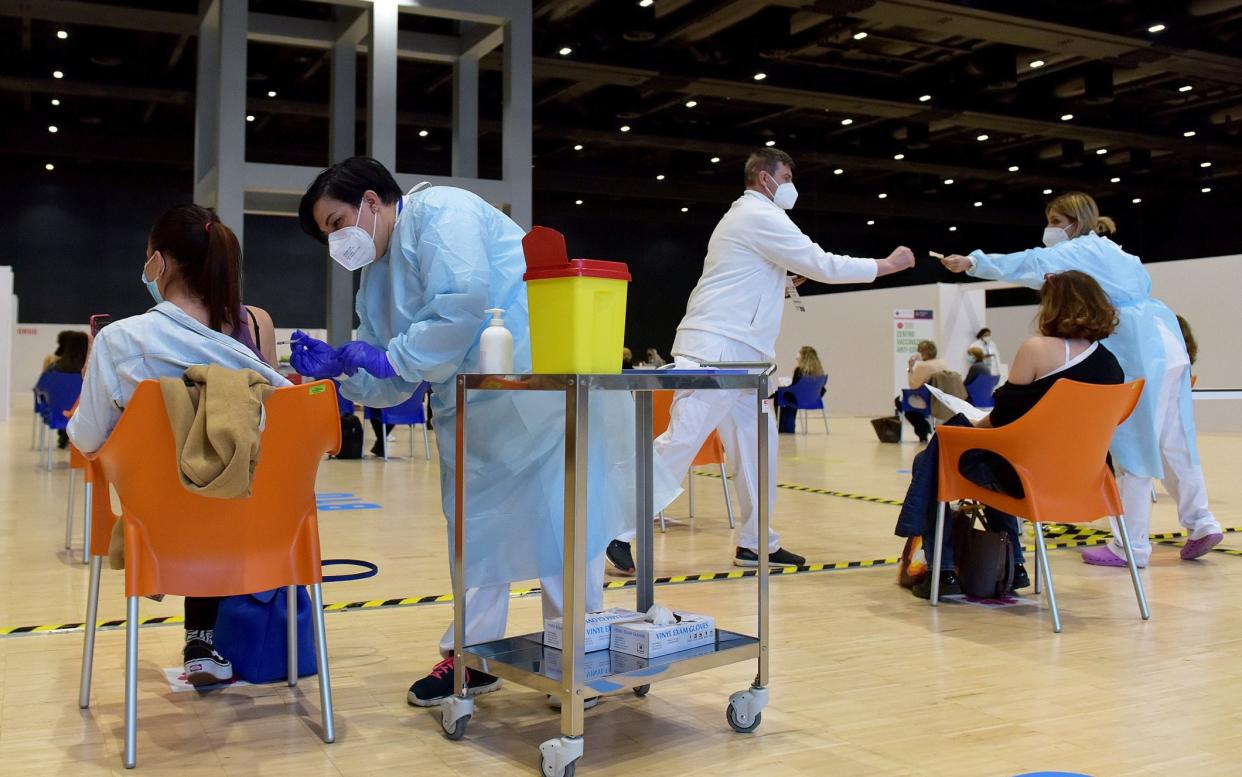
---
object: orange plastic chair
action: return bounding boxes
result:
[65,444,96,565]
[652,390,736,532]
[930,379,1149,633]
[79,379,342,768]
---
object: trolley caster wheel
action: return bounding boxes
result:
[539,735,584,777]
[726,704,762,733]
[441,713,470,740]
[632,684,650,698]
[538,758,577,777]
[440,694,474,741]
[725,687,769,734]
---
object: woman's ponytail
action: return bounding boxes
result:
[200,219,241,332]
[148,204,242,333]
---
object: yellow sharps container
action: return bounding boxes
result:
[521,226,631,374]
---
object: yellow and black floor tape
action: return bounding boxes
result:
[8,524,1234,639]
[694,470,905,506]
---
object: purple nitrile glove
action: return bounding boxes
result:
[336,340,397,379]
[289,330,345,378]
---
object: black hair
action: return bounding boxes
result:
[298,156,404,244]
[149,204,240,332]
[976,328,991,338]
[52,331,89,373]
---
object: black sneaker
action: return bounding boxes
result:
[606,540,635,576]
[733,546,806,568]
[1011,564,1030,591]
[183,631,233,686]
[407,656,502,707]
[912,571,961,599]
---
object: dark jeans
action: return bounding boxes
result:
[894,396,932,441]
[368,415,395,452]
[895,415,1025,571]
[777,406,797,433]
[185,596,221,631]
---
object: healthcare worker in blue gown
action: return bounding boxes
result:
[941,191,1220,569]
[291,157,671,708]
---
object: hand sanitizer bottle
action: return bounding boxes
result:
[479,307,513,374]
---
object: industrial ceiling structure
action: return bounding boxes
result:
[2,0,1240,227]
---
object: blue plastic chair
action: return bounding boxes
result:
[364,382,432,461]
[965,373,999,409]
[775,375,829,434]
[32,389,46,451]
[34,371,83,471]
[330,380,355,416]
[899,386,934,443]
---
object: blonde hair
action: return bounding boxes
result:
[798,346,824,377]
[1046,191,1116,238]
[967,346,985,362]
[917,340,937,359]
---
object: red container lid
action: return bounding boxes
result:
[522,226,631,282]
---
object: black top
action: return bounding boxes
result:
[964,362,990,386]
[990,343,1124,428]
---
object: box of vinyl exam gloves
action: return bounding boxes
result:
[543,607,644,653]
[609,612,717,658]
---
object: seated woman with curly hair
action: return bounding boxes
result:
[895,270,1124,598]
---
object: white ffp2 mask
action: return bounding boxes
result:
[329,199,378,271]
[1042,226,1070,247]
[763,173,798,210]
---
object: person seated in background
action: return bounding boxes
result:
[622,347,633,370]
[41,330,89,448]
[67,204,288,686]
[895,270,1124,598]
[971,327,1000,375]
[777,345,825,433]
[898,339,946,442]
[43,330,88,372]
[645,347,667,368]
[964,346,990,388]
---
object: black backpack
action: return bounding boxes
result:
[336,413,363,459]
[950,503,1015,599]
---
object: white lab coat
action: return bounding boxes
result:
[650,191,878,553]
[675,190,877,359]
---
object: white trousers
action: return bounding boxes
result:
[1111,357,1218,566]
[618,349,780,553]
[438,556,604,655]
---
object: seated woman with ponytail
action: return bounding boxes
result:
[68,205,289,686]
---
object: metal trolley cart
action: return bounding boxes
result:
[439,365,775,776]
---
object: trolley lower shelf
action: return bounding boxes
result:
[460,629,760,696]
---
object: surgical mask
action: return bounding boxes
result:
[141,254,163,304]
[763,173,798,210]
[328,198,378,271]
[1042,226,1070,247]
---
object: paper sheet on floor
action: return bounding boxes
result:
[925,385,990,424]
[163,667,249,693]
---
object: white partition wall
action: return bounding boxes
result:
[0,267,13,421]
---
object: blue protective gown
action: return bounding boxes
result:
[968,233,1195,479]
[337,186,666,587]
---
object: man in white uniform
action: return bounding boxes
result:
[607,148,916,571]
